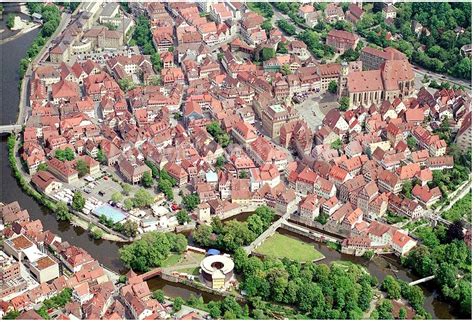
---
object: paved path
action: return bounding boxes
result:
[163,263,199,273]
[244,210,294,255]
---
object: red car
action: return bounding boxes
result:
[103,176,108,180]
[171,203,181,211]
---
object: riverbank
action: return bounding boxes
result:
[7,133,129,243]
[0,23,40,45]
[71,216,128,242]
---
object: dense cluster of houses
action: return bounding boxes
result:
[289,82,470,255]
[21,1,471,251]
[0,202,209,320]
[2,0,473,320]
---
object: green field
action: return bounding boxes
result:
[255,232,325,262]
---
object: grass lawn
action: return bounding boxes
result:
[177,267,200,275]
[255,232,325,262]
[161,253,182,268]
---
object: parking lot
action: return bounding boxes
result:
[83,176,124,203]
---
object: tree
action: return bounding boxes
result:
[381,276,402,299]
[331,138,342,150]
[118,78,136,92]
[38,163,48,171]
[152,290,165,303]
[2,310,20,320]
[192,224,214,247]
[399,307,407,319]
[176,210,191,225]
[6,14,15,29]
[151,52,162,71]
[182,193,200,211]
[450,57,471,80]
[215,156,225,169]
[239,171,248,179]
[261,47,276,61]
[72,191,85,211]
[133,188,154,208]
[435,262,457,289]
[75,159,89,177]
[55,201,71,221]
[158,178,174,200]
[90,227,104,240]
[217,220,256,252]
[206,122,231,147]
[446,220,464,242]
[261,19,273,34]
[119,232,187,271]
[55,149,66,161]
[123,198,134,211]
[339,96,350,111]
[96,148,106,164]
[328,80,338,93]
[407,135,417,151]
[121,220,139,238]
[122,183,132,196]
[64,147,75,161]
[254,206,275,227]
[277,41,288,54]
[402,181,413,198]
[247,214,264,235]
[376,299,393,319]
[141,171,153,188]
[173,297,184,312]
[316,212,329,225]
[111,192,123,203]
[281,64,291,76]
[277,20,296,36]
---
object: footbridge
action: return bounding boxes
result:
[409,275,435,286]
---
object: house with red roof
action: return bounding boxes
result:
[326,29,359,54]
[391,230,417,256]
[412,184,442,208]
[51,80,80,105]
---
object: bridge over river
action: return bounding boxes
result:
[0,124,22,134]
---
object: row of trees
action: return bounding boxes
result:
[277,20,296,36]
[119,232,187,272]
[192,206,275,252]
[131,15,161,72]
[98,214,139,238]
[20,4,62,78]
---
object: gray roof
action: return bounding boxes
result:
[100,2,120,18]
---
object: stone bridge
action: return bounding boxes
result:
[0,124,22,134]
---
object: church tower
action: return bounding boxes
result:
[338,60,349,98]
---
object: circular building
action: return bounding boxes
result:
[200,255,234,289]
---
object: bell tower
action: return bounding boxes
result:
[338,60,349,98]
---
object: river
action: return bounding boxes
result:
[0,29,127,273]
[0,29,457,319]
